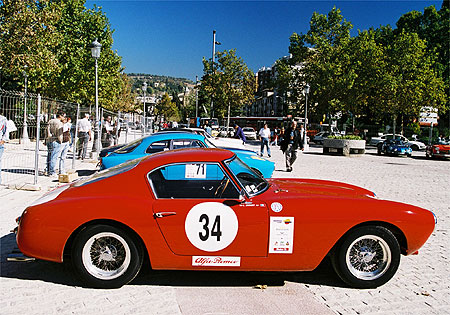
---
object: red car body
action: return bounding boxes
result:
[16,149,435,288]
[426,144,450,159]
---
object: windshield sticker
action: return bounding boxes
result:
[192,256,241,267]
[185,202,238,252]
[271,202,283,213]
[185,163,206,179]
[269,217,294,254]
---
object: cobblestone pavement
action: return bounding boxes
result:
[1,142,449,314]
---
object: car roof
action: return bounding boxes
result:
[138,148,235,168]
[146,132,205,141]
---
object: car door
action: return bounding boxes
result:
[148,162,269,257]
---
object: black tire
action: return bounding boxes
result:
[377,145,382,155]
[411,144,419,151]
[331,226,400,289]
[71,224,143,288]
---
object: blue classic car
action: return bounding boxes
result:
[99,132,275,178]
[377,139,412,157]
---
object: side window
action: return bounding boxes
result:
[148,163,239,199]
[172,139,205,150]
[146,140,170,154]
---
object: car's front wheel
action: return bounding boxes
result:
[71,224,143,288]
[331,226,400,288]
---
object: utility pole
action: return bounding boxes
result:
[211,30,221,119]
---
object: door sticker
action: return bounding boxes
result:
[185,202,238,252]
[269,217,294,254]
[271,202,283,213]
[185,163,206,178]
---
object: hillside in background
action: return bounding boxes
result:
[127,73,195,97]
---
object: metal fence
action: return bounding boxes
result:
[0,89,139,188]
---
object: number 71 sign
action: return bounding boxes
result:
[185,164,206,178]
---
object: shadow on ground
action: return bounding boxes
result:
[1,232,347,289]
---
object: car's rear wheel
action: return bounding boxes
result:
[410,144,419,151]
[331,226,400,288]
[71,224,143,288]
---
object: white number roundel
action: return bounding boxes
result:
[185,202,238,252]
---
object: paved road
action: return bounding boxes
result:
[1,143,448,314]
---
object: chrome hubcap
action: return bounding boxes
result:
[346,235,391,281]
[82,232,131,280]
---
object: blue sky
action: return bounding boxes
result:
[86,1,443,80]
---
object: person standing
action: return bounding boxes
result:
[0,112,9,185]
[77,113,92,160]
[101,115,114,148]
[280,121,304,172]
[258,123,271,157]
[234,124,246,145]
[46,112,65,176]
[204,124,212,136]
[58,116,72,175]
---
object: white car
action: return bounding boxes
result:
[369,134,426,151]
[312,131,340,145]
[176,127,246,150]
[218,126,235,137]
[243,127,257,140]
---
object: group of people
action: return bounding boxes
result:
[233,120,305,172]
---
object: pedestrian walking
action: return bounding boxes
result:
[101,115,114,148]
[0,111,9,185]
[77,113,92,160]
[280,121,304,172]
[234,124,246,145]
[258,123,271,157]
[58,116,72,175]
[46,111,65,176]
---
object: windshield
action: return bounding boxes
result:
[225,156,268,195]
[204,137,217,148]
[115,138,143,154]
[73,157,144,187]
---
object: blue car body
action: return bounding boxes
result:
[100,132,275,178]
[377,139,412,156]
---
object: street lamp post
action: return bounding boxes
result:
[90,39,102,155]
[303,83,310,150]
[211,30,221,119]
[195,76,199,125]
[142,82,147,136]
[21,65,30,144]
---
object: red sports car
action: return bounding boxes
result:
[426,141,450,159]
[15,148,435,289]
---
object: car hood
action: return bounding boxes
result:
[432,144,450,149]
[268,178,376,199]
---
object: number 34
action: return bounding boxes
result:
[199,214,222,241]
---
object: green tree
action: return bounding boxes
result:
[156,93,180,122]
[201,49,255,121]
[288,7,354,121]
[0,0,61,91]
[0,0,132,112]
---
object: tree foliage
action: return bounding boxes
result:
[284,6,447,126]
[200,49,255,119]
[0,0,133,112]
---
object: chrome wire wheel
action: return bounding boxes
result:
[345,234,391,281]
[82,232,131,280]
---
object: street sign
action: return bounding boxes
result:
[419,107,439,126]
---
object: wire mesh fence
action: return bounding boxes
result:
[0,89,134,188]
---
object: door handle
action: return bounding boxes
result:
[154,212,177,218]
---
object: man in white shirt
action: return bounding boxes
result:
[77,113,92,160]
[258,123,271,157]
[0,112,9,185]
